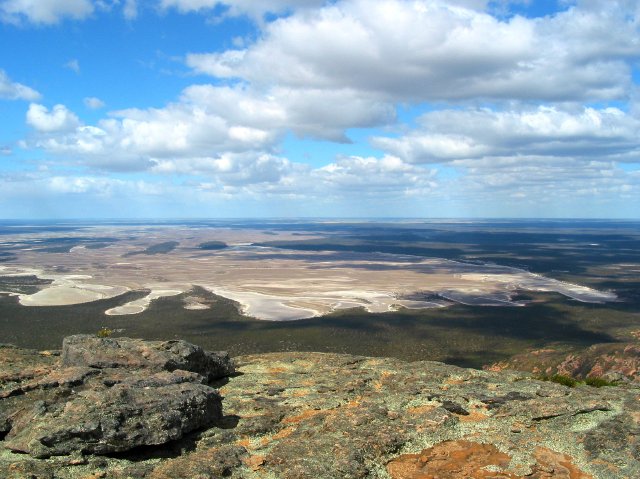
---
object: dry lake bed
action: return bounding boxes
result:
[0,219,638,367]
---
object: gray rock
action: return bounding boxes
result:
[1,337,234,458]
[4,370,222,458]
[62,335,235,381]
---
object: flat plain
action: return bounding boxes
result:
[1,219,638,368]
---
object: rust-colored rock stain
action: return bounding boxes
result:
[387,440,593,479]
[244,455,266,471]
[406,405,437,416]
[458,409,490,423]
[387,440,516,478]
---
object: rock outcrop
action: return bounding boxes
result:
[487,340,640,382]
[1,338,639,478]
[0,335,234,459]
[61,335,235,382]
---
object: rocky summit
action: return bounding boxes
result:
[1,337,639,478]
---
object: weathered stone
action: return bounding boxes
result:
[2,344,640,478]
[61,335,235,381]
[0,337,234,459]
[4,370,222,458]
[582,414,640,465]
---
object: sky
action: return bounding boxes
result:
[0,0,639,219]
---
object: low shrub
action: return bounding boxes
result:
[97,327,113,338]
[584,376,618,388]
[536,374,578,387]
[536,373,619,388]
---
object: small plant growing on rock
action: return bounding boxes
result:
[536,374,619,388]
[97,327,113,338]
[536,374,578,387]
[584,376,618,388]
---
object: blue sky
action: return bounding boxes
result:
[1,0,639,219]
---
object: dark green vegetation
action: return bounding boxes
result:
[0,275,53,295]
[536,374,578,387]
[0,285,630,369]
[123,241,179,256]
[584,376,619,387]
[198,240,228,250]
[535,374,619,388]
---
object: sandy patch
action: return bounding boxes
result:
[19,283,128,306]
[205,287,319,321]
[105,289,183,316]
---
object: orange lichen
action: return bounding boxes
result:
[343,397,363,408]
[406,405,437,416]
[282,409,325,424]
[244,455,266,471]
[237,438,252,449]
[444,377,466,385]
[458,411,489,423]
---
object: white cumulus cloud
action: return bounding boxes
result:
[9,0,640,216]
[313,155,437,196]
[373,106,640,164]
[26,103,81,132]
[187,0,639,103]
[26,81,396,172]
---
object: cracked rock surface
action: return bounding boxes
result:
[1,341,639,478]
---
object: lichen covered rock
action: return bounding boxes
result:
[2,342,640,478]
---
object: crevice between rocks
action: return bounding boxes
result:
[532,405,612,422]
